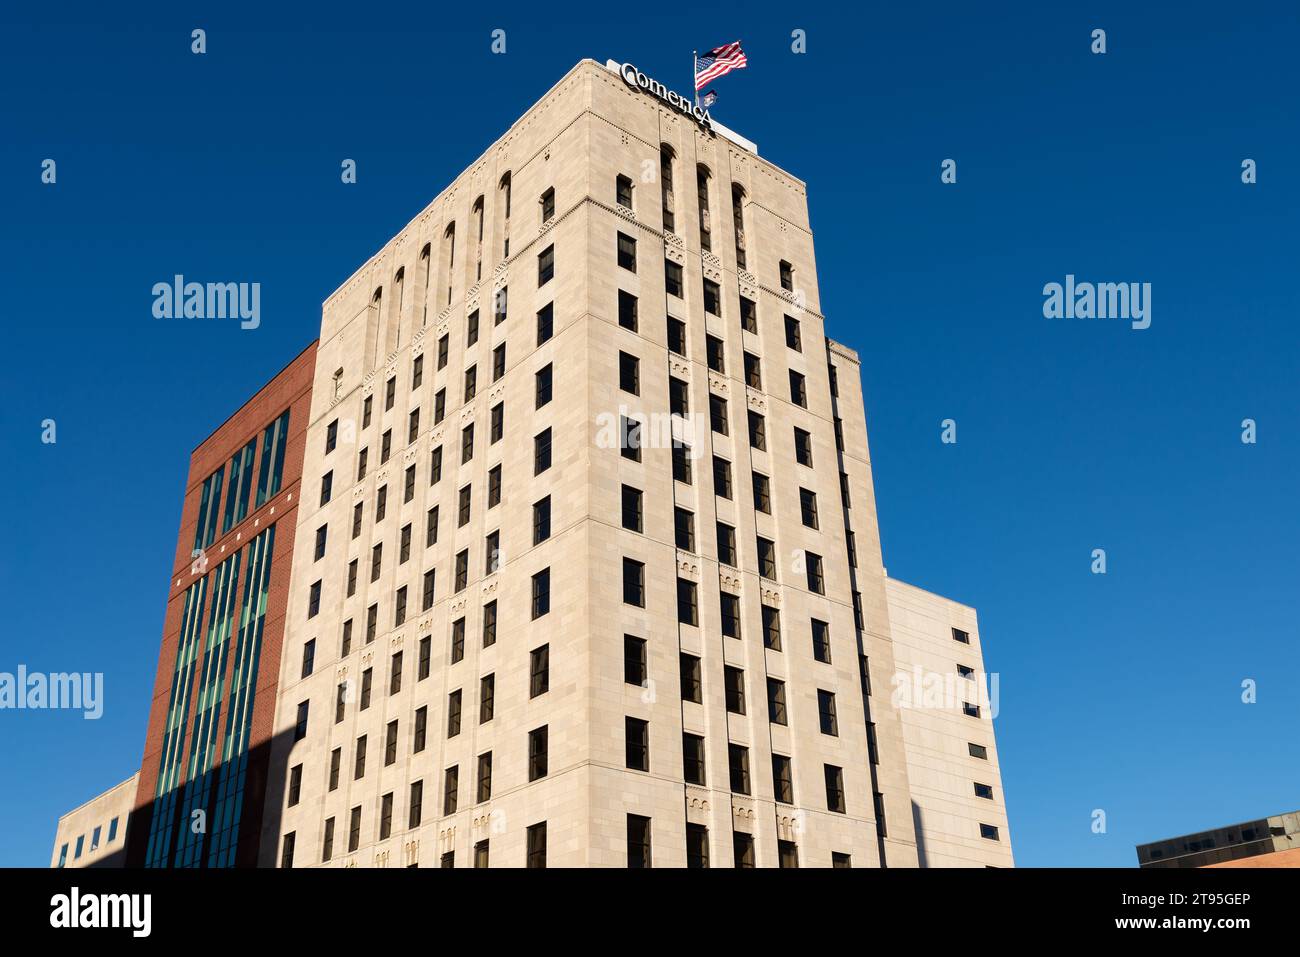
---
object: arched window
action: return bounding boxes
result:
[696,165,712,252]
[731,184,746,269]
[498,172,512,259]
[418,243,432,326]
[472,196,485,281]
[660,145,676,233]
[440,223,456,307]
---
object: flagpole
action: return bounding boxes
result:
[692,50,698,108]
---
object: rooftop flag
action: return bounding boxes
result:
[694,41,747,91]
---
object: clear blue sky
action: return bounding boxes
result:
[1,2,1296,867]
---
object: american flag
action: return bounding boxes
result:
[695,41,747,91]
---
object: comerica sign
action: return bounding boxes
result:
[619,62,713,130]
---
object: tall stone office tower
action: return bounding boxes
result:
[262,59,1012,869]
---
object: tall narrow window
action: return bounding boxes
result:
[696,166,712,251]
[255,409,290,507]
[731,183,746,268]
[541,187,555,223]
[660,145,676,232]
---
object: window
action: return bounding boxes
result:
[674,506,694,550]
[622,558,645,606]
[457,486,471,527]
[706,335,725,373]
[620,416,641,461]
[479,673,495,723]
[370,543,383,583]
[434,389,446,424]
[375,484,387,522]
[686,824,709,869]
[757,537,777,579]
[535,364,552,408]
[319,471,333,507]
[403,464,416,503]
[381,429,392,464]
[676,577,697,625]
[451,618,465,664]
[493,287,507,327]
[453,552,471,596]
[526,822,547,868]
[419,633,432,677]
[683,733,706,785]
[779,260,794,291]
[430,446,443,484]
[385,720,399,766]
[414,706,428,752]
[530,644,550,697]
[789,369,807,406]
[533,496,551,544]
[408,408,420,444]
[672,442,693,484]
[479,600,497,647]
[799,488,819,528]
[832,852,852,868]
[335,682,347,722]
[703,279,721,316]
[696,166,712,250]
[222,440,256,533]
[537,244,554,285]
[389,651,403,694]
[537,303,554,344]
[340,619,353,657]
[772,755,794,804]
[307,581,321,619]
[724,666,746,714]
[660,145,676,230]
[709,394,728,434]
[534,428,552,474]
[747,411,766,450]
[667,315,686,354]
[812,619,831,663]
[720,593,740,639]
[713,456,732,499]
[287,764,302,806]
[957,663,975,679]
[625,716,650,771]
[329,749,341,790]
[728,744,750,794]
[532,568,550,618]
[474,840,490,868]
[618,290,638,330]
[409,780,424,829]
[752,472,771,513]
[365,603,377,642]
[624,635,647,686]
[354,734,367,779]
[668,377,689,417]
[627,814,652,869]
[437,334,449,370]
[762,605,781,650]
[964,702,982,718]
[953,628,971,644]
[975,782,995,800]
[717,522,737,566]
[618,352,640,395]
[467,310,480,347]
[426,505,439,547]
[743,352,762,389]
[806,553,825,594]
[616,174,634,209]
[484,530,499,575]
[461,423,474,464]
[443,766,459,814]
[778,840,799,869]
[622,485,643,532]
[825,764,846,813]
[348,806,362,852]
[785,315,802,351]
[980,824,1001,842]
[733,832,755,868]
[362,395,373,429]
[321,818,335,862]
[617,232,637,272]
[488,464,502,507]
[280,832,295,868]
[969,742,989,759]
[476,752,493,802]
[767,677,788,725]
[528,726,549,781]
[255,410,290,507]
[314,525,327,561]
[463,365,477,403]
[540,187,555,222]
[794,427,813,466]
[817,689,839,735]
[665,260,684,298]
[680,653,702,703]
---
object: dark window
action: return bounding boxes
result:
[616,174,634,209]
[437,334,449,369]
[724,666,745,714]
[747,411,766,450]
[537,303,554,344]
[812,618,831,663]
[669,377,689,416]
[713,456,732,499]
[672,442,693,484]
[953,628,971,644]
[806,553,825,594]
[618,290,638,330]
[778,840,799,869]
[785,315,802,351]
[488,464,502,507]
[385,720,399,766]
[757,537,777,579]
[620,416,642,461]
[969,742,989,759]
[665,260,684,298]
[307,580,322,619]
[740,296,757,333]
[464,365,477,403]
[484,530,499,575]
[476,752,493,803]
[389,651,403,694]
[625,717,649,771]
[617,232,637,272]
[492,343,505,381]
[414,706,428,752]
[623,558,645,606]
[680,653,702,703]
[818,689,839,735]
[800,488,819,528]
[529,726,549,781]
[322,818,335,862]
[832,852,852,868]
[733,831,755,868]
[674,506,694,550]
[676,577,697,625]
[762,605,781,650]
[313,525,328,563]
[287,764,302,807]
[790,370,807,407]
[533,496,551,544]
[319,471,333,507]
[703,279,721,316]
[418,636,431,680]
[301,639,316,678]
[720,592,740,639]
[535,364,552,408]
[779,260,794,292]
[530,644,550,697]
[479,673,495,723]
[667,315,686,354]
[619,351,640,394]
[385,376,396,411]
[709,394,728,435]
[767,678,788,725]
[451,618,465,663]
[706,335,725,373]
[622,485,644,532]
[532,568,551,619]
[426,505,439,546]
[683,733,706,785]
[430,446,443,484]
[482,600,497,647]
[975,782,995,800]
[686,823,710,869]
[534,429,552,474]
[772,755,794,804]
[541,187,555,222]
[980,824,1001,842]
[627,814,652,868]
[538,244,554,285]
[354,734,367,779]
[728,744,750,795]
[825,764,846,813]
[623,635,647,686]
[752,472,771,513]
[443,766,459,814]
[794,428,813,467]
[409,780,424,828]
[527,822,547,869]
[743,352,762,389]
[717,522,737,566]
